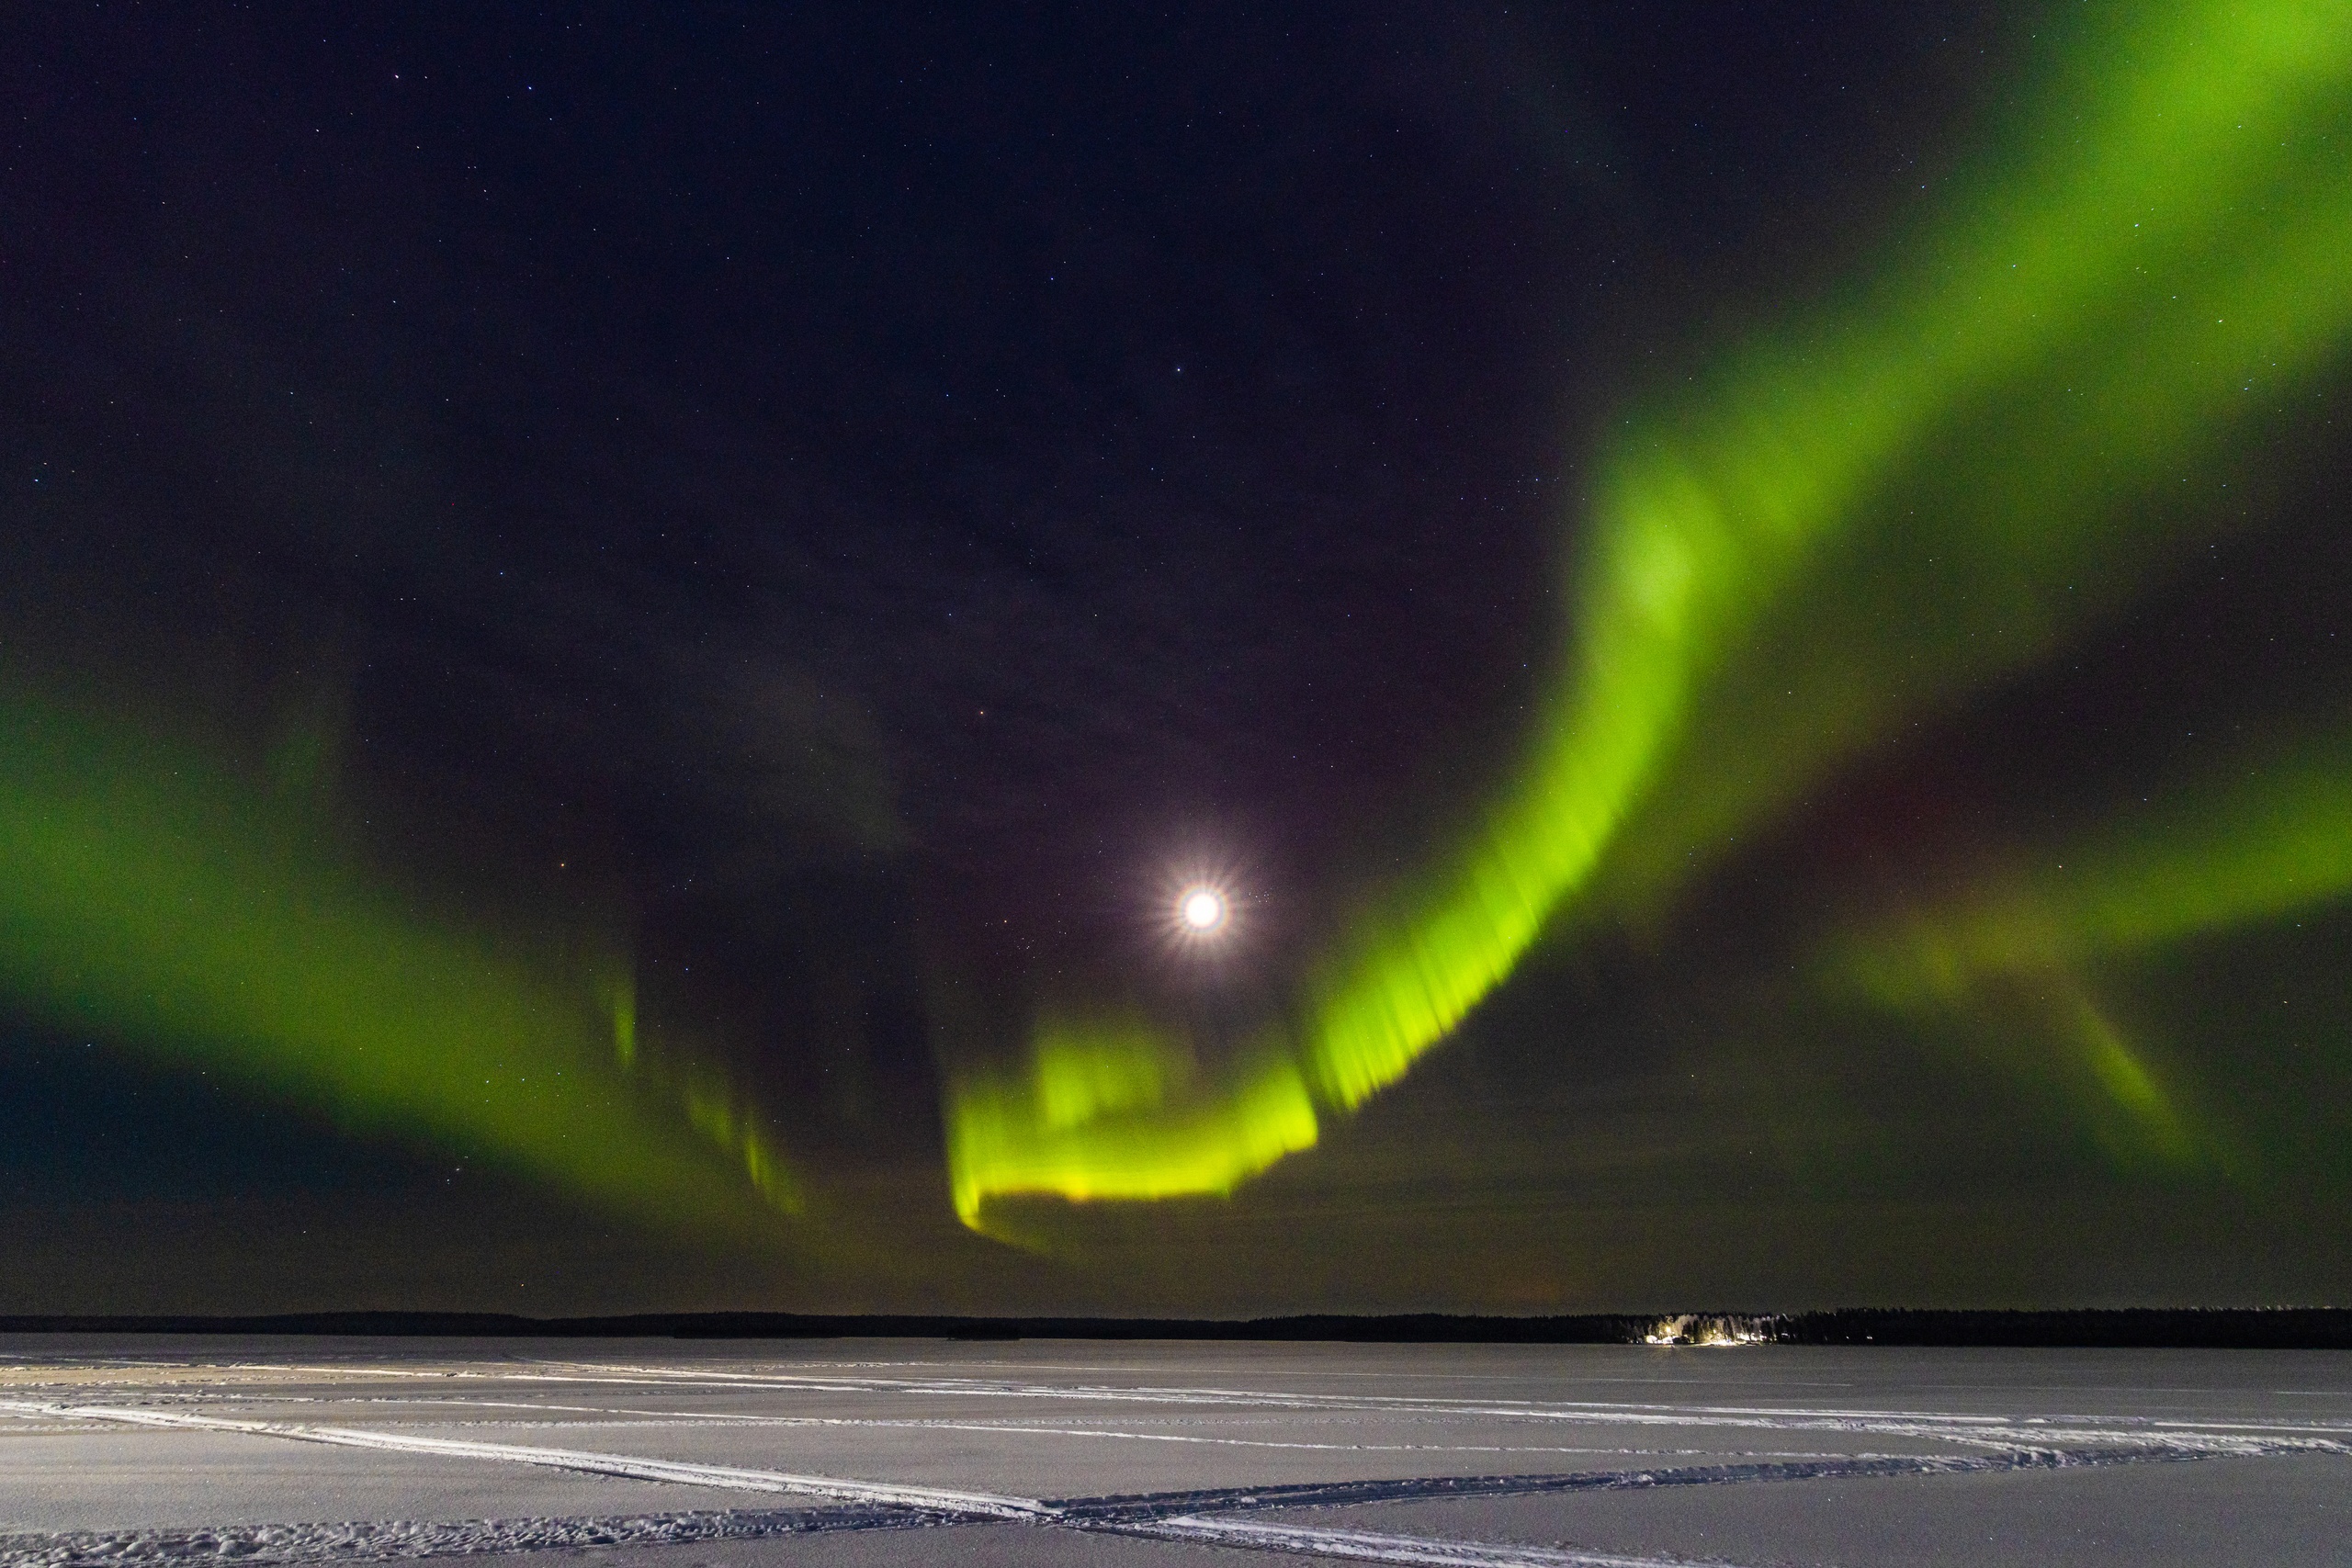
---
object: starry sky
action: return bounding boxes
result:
[4,0,2350,1315]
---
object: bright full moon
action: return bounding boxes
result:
[1179,887,1227,932]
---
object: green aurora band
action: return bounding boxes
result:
[946,0,2352,1231]
[0,692,800,1231]
[1835,730,2352,1004]
[1815,728,2352,1169]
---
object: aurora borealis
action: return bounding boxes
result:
[4,0,2351,1314]
[0,688,799,1230]
[944,0,2352,1228]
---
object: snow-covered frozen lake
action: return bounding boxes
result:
[1,1337,2345,1566]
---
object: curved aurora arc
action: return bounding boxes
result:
[946,0,2352,1232]
[0,694,801,1232]
[1838,733,2352,1009]
[1823,729,2352,1168]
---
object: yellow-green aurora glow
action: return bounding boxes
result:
[0,692,800,1230]
[1815,734,2352,1169]
[947,1018,1317,1222]
[1836,730,2352,1004]
[945,0,2352,1230]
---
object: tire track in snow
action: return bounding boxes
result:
[0,1401,1046,1519]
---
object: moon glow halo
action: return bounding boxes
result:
[1178,886,1228,935]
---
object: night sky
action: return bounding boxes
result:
[5,1,2350,1315]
